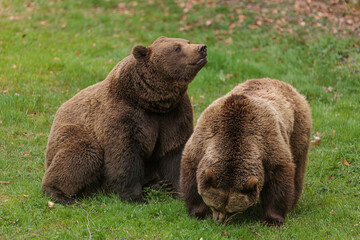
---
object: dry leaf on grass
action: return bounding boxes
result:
[311,136,321,145]
[343,158,351,166]
[224,37,233,44]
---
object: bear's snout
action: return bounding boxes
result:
[198,45,207,56]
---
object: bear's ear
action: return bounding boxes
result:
[205,168,217,187]
[132,45,150,61]
[244,177,258,191]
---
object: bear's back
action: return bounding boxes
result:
[230,78,308,136]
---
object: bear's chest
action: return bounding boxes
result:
[134,113,160,161]
[137,111,192,161]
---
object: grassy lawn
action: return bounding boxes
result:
[1,0,359,239]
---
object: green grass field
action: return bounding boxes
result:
[1,0,359,239]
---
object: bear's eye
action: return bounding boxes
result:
[175,47,181,52]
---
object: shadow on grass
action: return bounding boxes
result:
[228,203,263,226]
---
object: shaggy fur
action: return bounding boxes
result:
[41,36,207,204]
[180,78,311,225]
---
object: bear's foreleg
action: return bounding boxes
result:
[180,138,211,219]
[103,142,145,202]
[260,162,295,226]
[157,148,183,193]
[181,161,210,219]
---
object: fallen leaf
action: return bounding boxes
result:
[48,201,54,208]
[229,23,236,28]
[311,136,321,145]
[118,3,126,9]
[323,86,333,93]
[53,57,59,61]
[23,195,29,198]
[12,64,17,69]
[224,37,233,44]
[61,23,67,28]
[27,2,35,8]
[330,209,334,214]
[343,158,351,166]
[8,16,20,21]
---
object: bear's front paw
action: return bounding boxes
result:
[262,215,285,226]
[189,204,211,219]
[119,183,145,203]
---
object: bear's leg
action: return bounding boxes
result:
[158,148,183,192]
[103,147,144,202]
[291,148,307,207]
[180,145,211,219]
[42,125,103,204]
[260,163,295,226]
[290,119,311,208]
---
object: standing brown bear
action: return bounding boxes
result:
[180,78,311,226]
[41,36,208,204]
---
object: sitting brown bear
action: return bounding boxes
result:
[180,78,312,225]
[41,36,208,204]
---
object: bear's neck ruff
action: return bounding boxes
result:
[109,57,189,113]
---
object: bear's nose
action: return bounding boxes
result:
[198,45,207,56]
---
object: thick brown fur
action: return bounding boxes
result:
[41,36,207,204]
[180,78,311,225]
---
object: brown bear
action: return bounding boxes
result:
[41,36,208,204]
[180,78,312,226]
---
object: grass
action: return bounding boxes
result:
[1,0,359,239]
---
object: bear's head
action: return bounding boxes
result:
[132,36,207,83]
[194,94,266,224]
[196,151,264,224]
